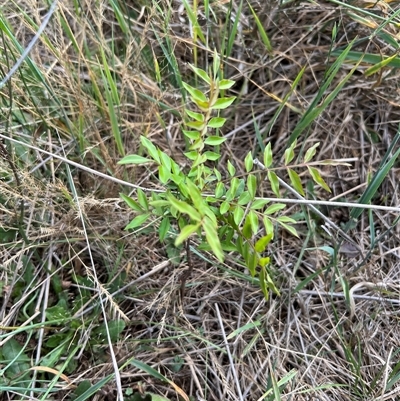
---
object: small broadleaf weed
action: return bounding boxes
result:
[118,51,337,299]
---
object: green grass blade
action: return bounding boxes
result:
[99,49,124,156]
[263,66,305,145]
[152,26,184,93]
[288,38,358,145]
[365,51,399,76]
[331,50,400,68]
[369,6,400,39]
[109,0,128,35]
[57,8,80,53]
[73,375,114,401]
[131,359,169,382]
[225,0,243,60]
[347,129,400,224]
[180,0,205,44]
[328,0,389,22]
[252,110,264,154]
[247,1,272,54]
[0,11,44,88]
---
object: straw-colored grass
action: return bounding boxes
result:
[1,0,400,400]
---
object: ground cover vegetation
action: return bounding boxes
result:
[1,0,400,400]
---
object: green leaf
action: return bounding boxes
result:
[185,109,204,122]
[251,199,270,209]
[125,213,151,229]
[171,160,182,175]
[206,196,218,204]
[263,216,274,234]
[137,188,149,210]
[94,320,125,343]
[284,139,297,165]
[267,171,280,197]
[193,99,210,112]
[188,64,211,84]
[192,153,208,168]
[278,221,299,238]
[304,142,320,163]
[214,168,222,181]
[204,136,226,145]
[212,48,220,79]
[2,338,30,377]
[210,96,236,109]
[264,143,273,168]
[159,217,170,242]
[175,223,201,246]
[171,174,184,186]
[159,165,171,183]
[233,205,245,225]
[204,206,218,226]
[237,191,252,205]
[255,233,273,253]
[141,136,161,163]
[242,215,253,239]
[182,82,208,103]
[203,216,224,262]
[226,177,239,201]
[186,120,205,130]
[244,246,258,276]
[244,152,254,173]
[260,263,280,299]
[247,174,257,199]
[184,150,198,160]
[207,117,227,128]
[220,201,230,214]
[259,266,268,300]
[264,203,286,215]
[178,216,188,231]
[259,257,270,268]
[167,195,202,221]
[215,182,225,198]
[186,179,206,214]
[204,151,221,161]
[236,179,246,198]
[190,139,205,151]
[118,155,152,165]
[308,166,331,192]
[218,79,235,90]
[248,210,259,235]
[120,193,144,212]
[287,168,305,196]
[159,152,172,171]
[227,160,236,177]
[276,216,297,224]
[149,194,169,217]
[182,130,201,141]
[149,200,170,208]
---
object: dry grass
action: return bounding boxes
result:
[1,0,400,400]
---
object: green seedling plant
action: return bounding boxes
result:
[118,51,332,299]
